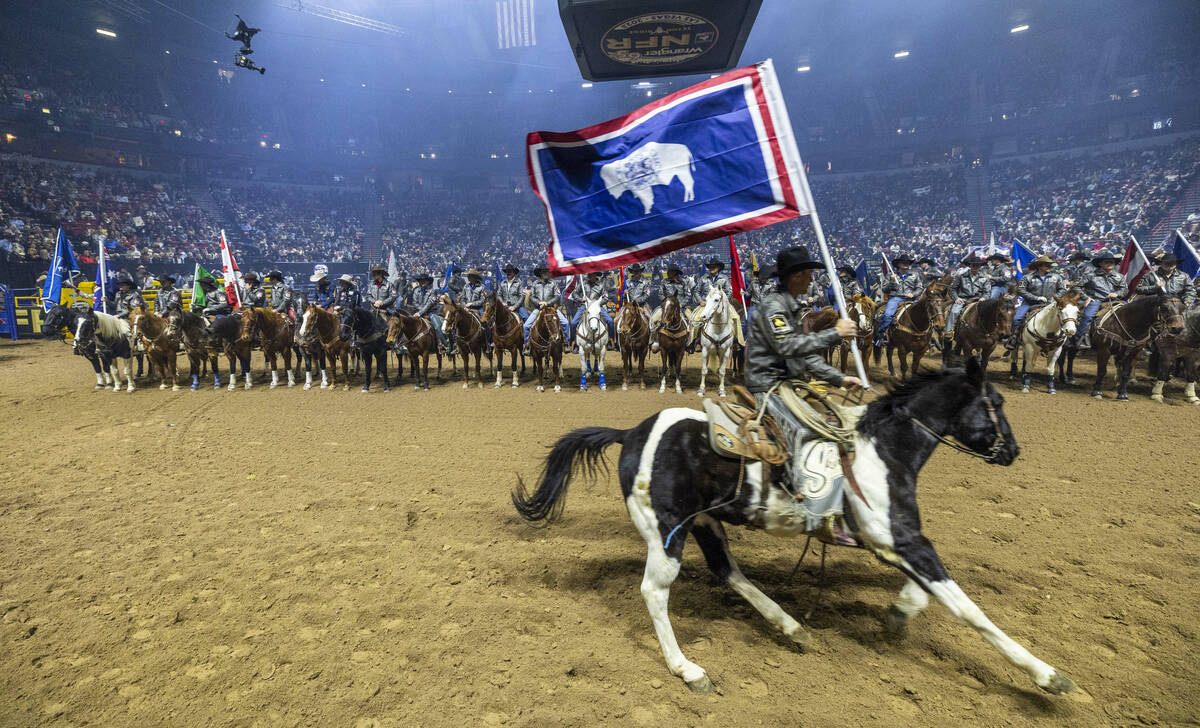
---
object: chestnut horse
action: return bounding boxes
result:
[948,291,1016,372]
[616,304,650,391]
[482,292,525,388]
[528,305,564,393]
[298,304,353,390]
[441,294,488,389]
[386,311,442,390]
[239,307,296,388]
[1089,294,1184,400]
[877,282,948,379]
[655,293,688,394]
[130,306,180,391]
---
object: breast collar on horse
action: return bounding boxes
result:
[1025,304,1076,354]
[894,300,933,337]
[1093,301,1151,349]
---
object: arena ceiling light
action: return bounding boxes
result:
[1010,24,1030,33]
[796,65,810,72]
[893,50,909,58]
[274,0,405,36]
[580,82,593,88]
[95,28,118,38]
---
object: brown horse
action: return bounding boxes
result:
[298,304,353,390]
[1150,307,1200,404]
[482,292,525,389]
[386,311,442,390]
[130,306,180,391]
[616,304,650,390]
[527,304,564,392]
[839,295,875,374]
[948,292,1016,372]
[441,294,488,389]
[239,307,296,388]
[166,308,211,390]
[1089,294,1184,400]
[877,282,948,379]
[656,293,688,394]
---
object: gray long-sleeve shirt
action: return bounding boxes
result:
[745,291,844,392]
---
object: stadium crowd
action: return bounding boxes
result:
[5,137,1199,277]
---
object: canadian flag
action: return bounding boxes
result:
[1118,236,1153,297]
[219,229,243,308]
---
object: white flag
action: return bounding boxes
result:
[219,230,243,308]
[1118,236,1153,297]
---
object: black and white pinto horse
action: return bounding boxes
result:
[42,304,110,387]
[340,306,392,392]
[514,358,1081,697]
[74,310,136,392]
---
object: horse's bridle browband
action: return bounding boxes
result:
[909,381,1006,463]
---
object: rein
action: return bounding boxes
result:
[909,382,1006,463]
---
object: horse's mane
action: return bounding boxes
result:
[860,368,965,434]
[94,311,130,339]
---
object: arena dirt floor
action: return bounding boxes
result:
[1,339,1197,727]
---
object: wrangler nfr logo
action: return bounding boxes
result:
[601,13,718,67]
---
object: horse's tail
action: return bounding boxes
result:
[512,426,627,524]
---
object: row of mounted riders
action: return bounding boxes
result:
[43,277,1199,402]
[852,274,1199,403]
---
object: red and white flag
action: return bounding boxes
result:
[218,229,242,308]
[562,274,578,300]
[1118,236,1154,296]
[728,235,748,308]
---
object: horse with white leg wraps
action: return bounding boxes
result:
[1010,292,1079,394]
[513,357,1082,697]
[575,297,608,391]
[695,286,736,398]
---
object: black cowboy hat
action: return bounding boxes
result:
[985,252,1009,262]
[775,246,823,279]
[116,272,136,287]
[666,264,683,275]
[917,257,935,265]
[156,272,176,284]
[197,277,219,290]
[135,264,147,271]
[502,263,520,273]
[266,270,284,280]
[962,254,985,266]
[1159,253,1179,266]
[1092,249,1118,264]
[705,258,725,270]
[1068,251,1090,262]
[241,271,260,282]
[836,264,857,277]
[416,272,434,283]
[892,254,915,265]
[628,263,645,273]
[756,265,776,280]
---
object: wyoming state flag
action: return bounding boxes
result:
[527,59,814,276]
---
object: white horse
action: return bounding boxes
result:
[1013,293,1079,394]
[695,286,735,398]
[575,297,609,391]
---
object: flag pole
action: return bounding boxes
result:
[810,211,871,389]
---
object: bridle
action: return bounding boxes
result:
[909,380,1007,463]
[529,306,561,353]
[577,301,605,347]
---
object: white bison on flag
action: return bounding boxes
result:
[599,141,696,215]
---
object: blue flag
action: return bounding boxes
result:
[439,263,454,293]
[1011,239,1036,281]
[1173,230,1200,280]
[854,259,877,292]
[527,59,815,276]
[491,261,503,292]
[41,228,80,312]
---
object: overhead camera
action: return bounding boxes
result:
[226,14,266,74]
